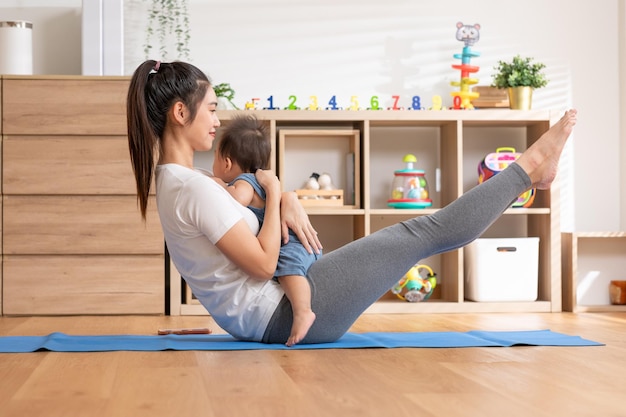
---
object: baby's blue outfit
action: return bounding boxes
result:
[229,173,322,278]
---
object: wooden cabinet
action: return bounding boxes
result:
[170,109,564,315]
[562,232,626,312]
[1,76,165,315]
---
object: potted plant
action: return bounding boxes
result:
[491,55,548,110]
[213,83,240,110]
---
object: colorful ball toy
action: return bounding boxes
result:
[387,154,432,209]
[392,264,438,302]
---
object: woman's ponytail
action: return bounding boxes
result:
[127,60,160,220]
[126,60,211,220]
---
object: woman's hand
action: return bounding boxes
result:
[280,191,322,254]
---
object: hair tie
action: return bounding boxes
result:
[149,61,161,75]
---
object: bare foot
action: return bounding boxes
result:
[515,109,577,190]
[286,310,316,347]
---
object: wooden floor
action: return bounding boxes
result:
[0,312,624,417]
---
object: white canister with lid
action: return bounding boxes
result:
[0,21,33,75]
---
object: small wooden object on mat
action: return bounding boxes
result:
[296,189,344,207]
[157,328,212,335]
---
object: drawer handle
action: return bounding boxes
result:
[496,246,517,252]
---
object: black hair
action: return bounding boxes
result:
[126,60,211,219]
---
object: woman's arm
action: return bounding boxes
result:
[214,172,321,280]
[215,169,282,281]
[215,220,279,280]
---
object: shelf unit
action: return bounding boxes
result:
[562,232,626,312]
[170,109,563,315]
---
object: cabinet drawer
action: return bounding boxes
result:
[3,255,164,315]
[3,136,138,195]
[2,78,129,135]
[3,196,163,255]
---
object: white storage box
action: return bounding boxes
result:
[464,237,539,302]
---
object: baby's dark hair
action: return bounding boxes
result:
[217,114,270,172]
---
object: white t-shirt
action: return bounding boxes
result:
[155,164,285,341]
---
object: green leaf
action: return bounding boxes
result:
[143,0,191,60]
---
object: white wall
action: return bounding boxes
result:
[618,0,626,230]
[1,0,624,232]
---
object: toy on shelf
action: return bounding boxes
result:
[296,172,344,207]
[317,172,335,190]
[368,96,382,110]
[430,95,443,110]
[302,172,337,191]
[387,154,432,209]
[325,96,343,110]
[303,172,321,190]
[478,147,535,207]
[308,96,320,111]
[392,264,437,302]
[450,22,481,110]
[283,95,300,110]
[244,97,260,110]
[348,96,361,111]
[263,96,279,110]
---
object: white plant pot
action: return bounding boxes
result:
[217,96,239,110]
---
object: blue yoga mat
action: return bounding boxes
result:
[0,330,602,353]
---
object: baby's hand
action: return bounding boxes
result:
[255,169,281,196]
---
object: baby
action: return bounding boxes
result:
[212,114,321,346]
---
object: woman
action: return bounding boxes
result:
[127,60,577,345]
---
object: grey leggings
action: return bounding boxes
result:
[262,163,531,344]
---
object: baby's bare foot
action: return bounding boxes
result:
[516,109,577,190]
[286,310,316,347]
